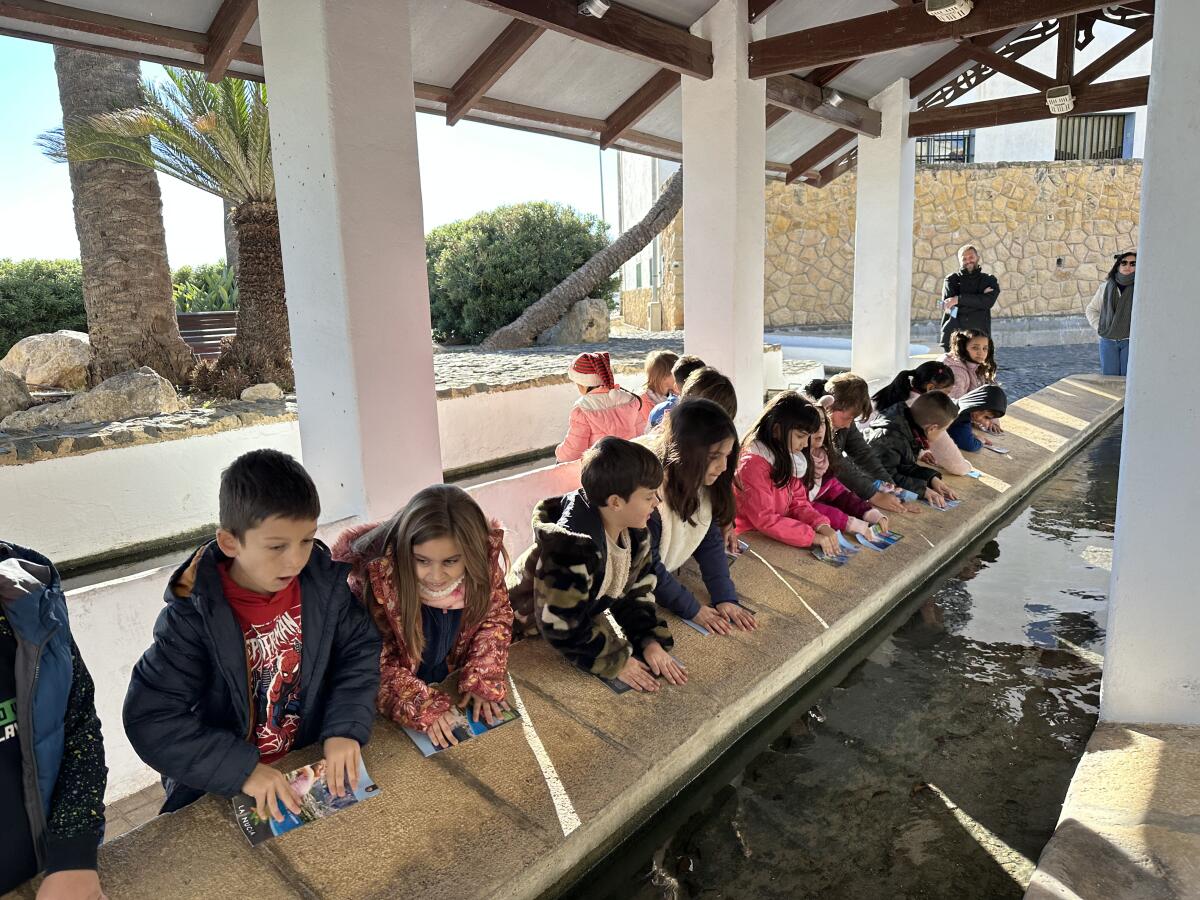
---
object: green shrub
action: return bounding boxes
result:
[0,259,87,356]
[173,261,238,313]
[427,202,617,345]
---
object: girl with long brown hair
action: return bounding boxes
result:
[332,485,513,749]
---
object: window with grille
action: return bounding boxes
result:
[915,130,975,163]
[1055,113,1132,161]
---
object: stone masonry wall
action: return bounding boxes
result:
[621,160,1142,329]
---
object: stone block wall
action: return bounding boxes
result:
[621,160,1142,329]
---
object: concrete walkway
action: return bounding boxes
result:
[4,374,1125,900]
[1026,723,1200,900]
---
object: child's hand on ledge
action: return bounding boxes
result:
[693,604,732,635]
[427,710,464,749]
[242,763,301,823]
[323,737,362,797]
[924,487,946,509]
[918,449,937,465]
[869,490,905,514]
[718,602,757,632]
[814,525,839,557]
[617,656,660,692]
[462,694,510,726]
[723,526,741,556]
[644,641,688,686]
[931,477,958,501]
[36,870,106,900]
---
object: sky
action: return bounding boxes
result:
[0,35,621,267]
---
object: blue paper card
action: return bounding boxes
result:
[812,548,849,567]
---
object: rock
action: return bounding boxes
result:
[240,382,284,402]
[535,297,610,346]
[0,331,93,390]
[0,367,183,433]
[0,369,33,421]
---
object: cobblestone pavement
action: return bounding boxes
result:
[996,342,1100,400]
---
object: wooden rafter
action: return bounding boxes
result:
[909,75,1148,136]
[1056,14,1077,83]
[447,20,544,125]
[913,22,1057,105]
[955,37,1055,92]
[600,67,679,149]
[748,0,783,23]
[1072,18,1152,86]
[816,147,857,189]
[748,1,1126,77]
[765,104,790,129]
[204,0,257,83]
[766,75,881,137]
[785,128,856,185]
[0,0,262,65]
[461,0,713,79]
[809,60,858,87]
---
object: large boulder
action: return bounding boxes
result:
[0,330,93,390]
[1,367,183,432]
[240,382,284,402]
[0,369,33,420]
[535,297,610,346]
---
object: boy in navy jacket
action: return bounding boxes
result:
[124,450,380,822]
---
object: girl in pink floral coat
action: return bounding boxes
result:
[333,485,513,750]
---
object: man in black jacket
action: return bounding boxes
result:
[940,244,1000,350]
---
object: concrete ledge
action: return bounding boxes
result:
[10,374,1124,900]
[1025,722,1200,900]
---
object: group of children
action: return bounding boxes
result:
[0,330,1010,898]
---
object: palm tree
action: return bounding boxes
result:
[49,47,195,386]
[42,67,290,394]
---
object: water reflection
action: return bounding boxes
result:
[588,423,1122,900]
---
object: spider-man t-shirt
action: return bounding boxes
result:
[218,564,303,763]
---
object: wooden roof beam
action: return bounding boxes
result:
[748,0,784,22]
[785,128,856,185]
[600,67,679,149]
[816,148,857,188]
[909,75,1148,136]
[955,36,1056,92]
[765,104,790,129]
[447,20,544,125]
[462,0,713,78]
[749,0,1123,77]
[1072,17,1152,86]
[766,75,881,137]
[1056,14,1077,84]
[204,0,257,82]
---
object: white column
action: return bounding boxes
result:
[850,78,916,381]
[1101,0,1200,725]
[258,0,442,522]
[681,0,766,430]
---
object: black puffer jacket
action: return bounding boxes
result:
[863,403,941,494]
[832,423,892,500]
[941,267,1001,348]
[123,541,381,813]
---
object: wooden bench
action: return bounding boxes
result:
[177,310,237,359]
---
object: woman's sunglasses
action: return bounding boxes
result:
[1119,259,1136,268]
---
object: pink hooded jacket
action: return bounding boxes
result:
[941,353,987,400]
[734,442,831,548]
[555,387,645,462]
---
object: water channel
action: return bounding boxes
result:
[567,418,1120,900]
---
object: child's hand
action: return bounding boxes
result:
[981,435,994,446]
[323,736,362,798]
[462,693,510,726]
[931,477,958,501]
[988,421,1004,434]
[643,641,688,685]
[242,763,300,823]
[924,487,946,509]
[814,526,839,556]
[918,449,937,465]
[36,870,107,900]
[723,526,741,556]
[718,601,757,631]
[426,709,464,749]
[875,515,890,535]
[869,490,905,514]
[693,604,732,635]
[846,517,870,536]
[617,656,660,692]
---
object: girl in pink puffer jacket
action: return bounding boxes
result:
[555,352,645,462]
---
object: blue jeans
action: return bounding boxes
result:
[1098,338,1129,376]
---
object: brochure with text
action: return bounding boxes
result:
[402,704,521,756]
[231,758,380,846]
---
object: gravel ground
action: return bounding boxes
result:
[994,343,1100,400]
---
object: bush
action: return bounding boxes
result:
[0,259,87,356]
[427,202,617,345]
[173,262,238,313]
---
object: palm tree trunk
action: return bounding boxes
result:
[52,47,195,386]
[482,169,684,350]
[212,201,294,391]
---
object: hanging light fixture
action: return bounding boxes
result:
[925,0,974,23]
[1046,85,1076,115]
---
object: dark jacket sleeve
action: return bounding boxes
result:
[44,640,107,874]
[839,425,891,498]
[692,521,737,607]
[646,514,701,620]
[957,273,1000,311]
[123,603,260,799]
[318,584,382,747]
[942,272,959,302]
[867,430,937,494]
[609,540,673,655]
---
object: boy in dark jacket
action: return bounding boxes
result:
[940,244,1001,350]
[124,450,381,823]
[0,542,106,899]
[865,393,960,508]
[948,384,1008,452]
[508,438,684,693]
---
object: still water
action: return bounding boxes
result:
[572,422,1121,900]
